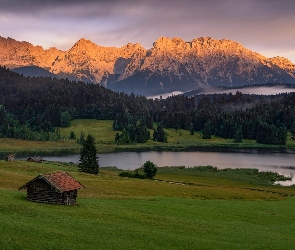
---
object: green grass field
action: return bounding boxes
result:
[1,119,294,154]
[60,119,295,150]
[1,160,295,249]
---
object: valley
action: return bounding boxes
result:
[2,2,295,249]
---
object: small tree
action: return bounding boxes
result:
[60,111,71,127]
[153,123,167,142]
[291,121,295,136]
[189,122,194,135]
[78,134,99,174]
[234,125,243,143]
[115,132,120,144]
[202,122,211,139]
[142,160,157,179]
[70,131,76,139]
[78,131,85,144]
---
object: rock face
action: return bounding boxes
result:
[0,36,294,95]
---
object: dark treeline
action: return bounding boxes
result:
[191,92,294,145]
[0,66,153,140]
[0,66,295,144]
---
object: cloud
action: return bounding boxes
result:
[0,0,294,62]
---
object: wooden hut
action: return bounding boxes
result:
[19,172,85,205]
[5,153,15,161]
[27,156,43,163]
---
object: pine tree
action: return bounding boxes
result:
[78,134,99,174]
[234,125,243,143]
[153,123,167,142]
[115,132,121,144]
[78,131,85,144]
[189,122,194,135]
[202,122,211,139]
[291,121,295,136]
[60,111,71,127]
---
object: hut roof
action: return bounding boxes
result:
[19,172,85,192]
[27,156,43,162]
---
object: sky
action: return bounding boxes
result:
[0,0,294,63]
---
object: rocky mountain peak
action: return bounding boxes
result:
[70,38,100,52]
[270,56,295,74]
[121,43,145,54]
[1,35,294,95]
[153,36,187,50]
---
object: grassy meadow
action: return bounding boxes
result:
[1,160,295,249]
[59,119,260,151]
[1,119,294,154]
[50,119,295,150]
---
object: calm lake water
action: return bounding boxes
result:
[17,148,295,185]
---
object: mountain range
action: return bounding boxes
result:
[1,36,295,96]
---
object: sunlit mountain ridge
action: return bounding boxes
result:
[0,36,294,96]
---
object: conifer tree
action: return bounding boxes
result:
[291,121,295,136]
[202,122,211,139]
[78,134,99,174]
[189,122,194,135]
[153,123,167,142]
[60,111,71,127]
[234,125,243,143]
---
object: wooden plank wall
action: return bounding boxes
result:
[27,189,78,205]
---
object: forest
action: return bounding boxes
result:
[0,66,295,145]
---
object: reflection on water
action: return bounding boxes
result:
[15,149,295,185]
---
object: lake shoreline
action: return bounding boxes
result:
[114,144,292,153]
[15,148,295,180]
[1,142,295,156]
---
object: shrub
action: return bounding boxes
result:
[119,170,145,179]
[142,160,157,179]
[119,161,158,179]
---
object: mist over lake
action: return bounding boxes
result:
[203,86,295,95]
[147,91,184,99]
[148,85,295,99]
[186,85,295,97]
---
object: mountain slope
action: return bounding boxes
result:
[110,37,295,95]
[0,36,294,95]
[12,66,56,78]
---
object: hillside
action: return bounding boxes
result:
[1,36,295,95]
[1,65,295,148]
[1,160,295,249]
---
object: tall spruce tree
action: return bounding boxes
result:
[234,125,243,143]
[78,134,99,174]
[291,121,295,136]
[202,122,211,139]
[153,123,167,142]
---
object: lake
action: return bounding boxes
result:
[17,148,295,185]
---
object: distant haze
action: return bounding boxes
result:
[147,91,184,99]
[199,86,295,96]
[150,86,295,99]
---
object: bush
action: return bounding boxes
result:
[119,161,158,179]
[119,170,145,179]
[142,161,157,179]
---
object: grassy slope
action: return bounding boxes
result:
[1,160,295,249]
[1,119,295,154]
[0,138,78,154]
